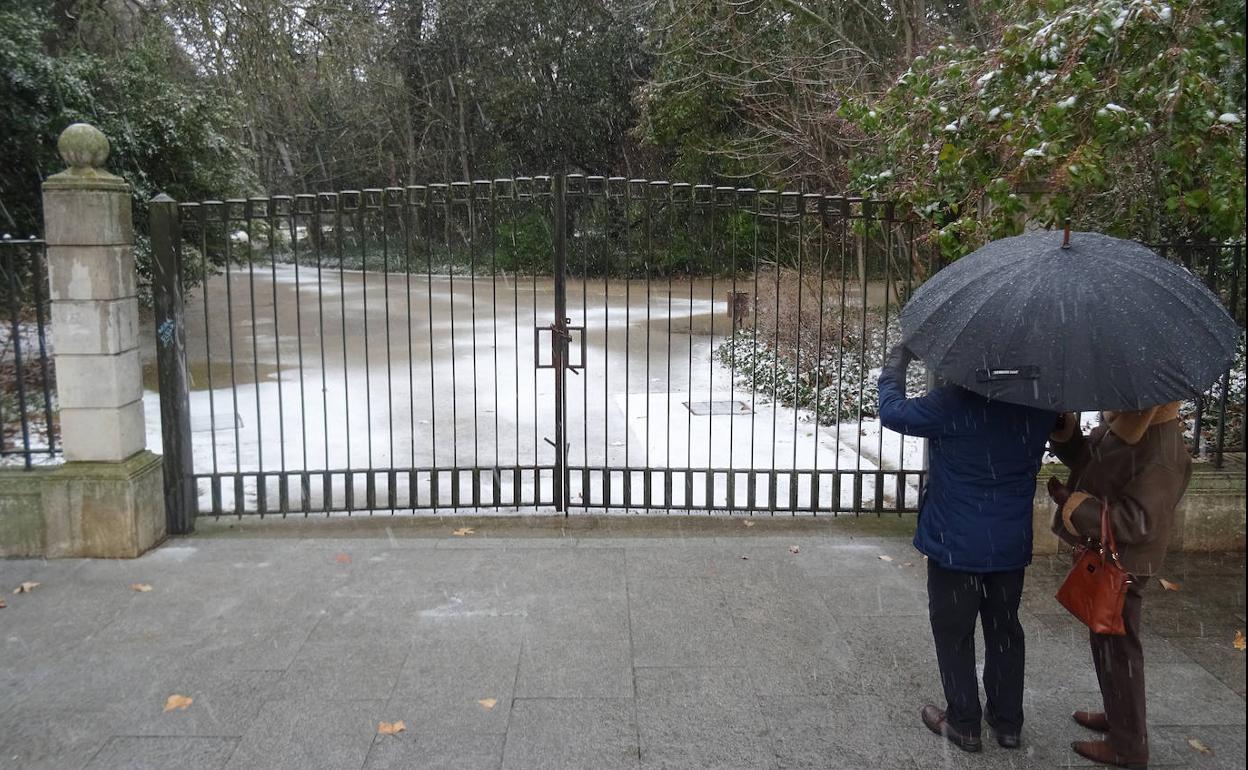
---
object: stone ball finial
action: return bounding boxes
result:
[58,123,110,170]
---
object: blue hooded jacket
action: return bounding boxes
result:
[878,365,1057,573]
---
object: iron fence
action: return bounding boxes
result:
[0,238,58,468]
[148,178,1247,523]
[1151,241,1246,466]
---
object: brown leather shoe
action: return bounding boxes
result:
[1072,739,1148,769]
[920,704,982,753]
[1072,710,1110,732]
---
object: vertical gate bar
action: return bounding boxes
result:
[580,184,590,508]
[5,245,34,468]
[726,188,739,514]
[553,174,569,513]
[489,183,501,507]
[896,217,910,481]
[603,190,612,509]
[316,197,331,512]
[246,205,265,514]
[337,197,354,510]
[466,186,480,508]
[197,207,221,515]
[223,204,243,514]
[855,204,868,511]
[878,207,893,509]
[665,183,674,510]
[292,200,310,513]
[747,188,759,510]
[1213,244,1241,467]
[623,182,633,509]
[444,189,460,508]
[683,188,694,510]
[704,190,715,510]
[834,201,848,494]
[791,193,804,513]
[151,194,195,533]
[421,188,438,511]
[29,243,56,456]
[509,183,521,505]
[768,190,781,514]
[402,193,415,505]
[644,183,653,508]
[812,197,828,513]
[531,188,540,507]
[268,199,288,515]
[359,201,375,511]
[382,196,395,508]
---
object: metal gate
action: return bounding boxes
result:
[151,175,927,526]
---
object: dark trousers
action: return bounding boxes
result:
[927,561,1026,736]
[1091,581,1147,760]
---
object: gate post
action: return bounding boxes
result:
[150,194,195,534]
[40,122,165,557]
[552,174,569,513]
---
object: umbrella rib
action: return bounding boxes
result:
[929,275,1028,372]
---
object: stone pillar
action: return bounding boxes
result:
[40,123,165,557]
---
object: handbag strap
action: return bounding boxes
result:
[1098,500,1120,560]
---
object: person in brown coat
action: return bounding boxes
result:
[1046,403,1193,770]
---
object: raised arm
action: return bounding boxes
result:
[877,346,950,439]
[1047,412,1088,467]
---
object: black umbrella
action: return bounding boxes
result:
[900,230,1240,411]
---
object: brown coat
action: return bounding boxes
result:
[1048,404,1192,576]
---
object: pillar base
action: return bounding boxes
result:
[41,451,166,558]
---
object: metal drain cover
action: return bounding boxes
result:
[684,400,752,416]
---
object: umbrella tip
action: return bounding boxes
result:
[1061,221,1072,249]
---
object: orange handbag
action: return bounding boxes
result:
[1055,500,1132,635]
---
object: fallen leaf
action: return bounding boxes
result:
[163,694,193,712]
[478,698,497,710]
[878,555,893,562]
[333,553,351,564]
[1159,578,1181,591]
[742,521,755,528]
[130,583,153,593]
[452,527,475,537]
[378,720,406,735]
[1233,630,1245,651]
[0,598,6,609]
[13,582,39,594]
[1187,738,1212,755]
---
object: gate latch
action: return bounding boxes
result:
[534,322,585,372]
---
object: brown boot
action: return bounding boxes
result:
[1072,739,1147,770]
[920,704,982,753]
[1072,711,1110,732]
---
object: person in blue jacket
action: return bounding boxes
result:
[878,345,1058,754]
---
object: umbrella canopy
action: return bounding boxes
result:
[900,231,1240,412]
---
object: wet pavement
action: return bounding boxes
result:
[1,517,1243,769]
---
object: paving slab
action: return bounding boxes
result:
[502,698,639,770]
[83,736,238,770]
[362,731,505,770]
[515,637,634,698]
[223,699,382,770]
[636,667,775,769]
